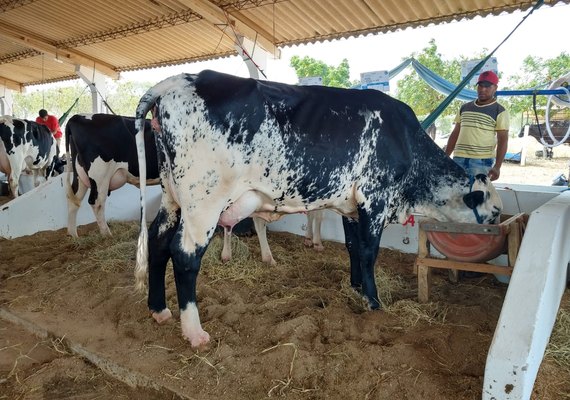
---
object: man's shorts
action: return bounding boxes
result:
[452,157,494,178]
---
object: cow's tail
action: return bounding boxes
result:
[134,87,161,292]
[134,116,150,292]
[64,121,81,208]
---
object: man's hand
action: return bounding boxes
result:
[488,166,500,181]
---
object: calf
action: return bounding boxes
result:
[133,70,502,347]
[0,116,57,197]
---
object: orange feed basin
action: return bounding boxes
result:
[425,230,507,263]
[421,218,513,263]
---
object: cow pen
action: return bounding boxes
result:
[1,172,570,399]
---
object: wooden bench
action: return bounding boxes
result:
[415,213,527,303]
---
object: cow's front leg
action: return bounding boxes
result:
[342,209,383,310]
[356,207,383,310]
[342,216,362,291]
[171,219,210,348]
[147,206,180,324]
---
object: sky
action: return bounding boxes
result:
[121,2,570,87]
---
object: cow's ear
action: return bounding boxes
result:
[463,191,485,209]
[474,174,488,184]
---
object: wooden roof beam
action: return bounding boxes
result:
[0,23,119,79]
[179,0,279,57]
[0,75,23,92]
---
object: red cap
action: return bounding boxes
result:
[477,70,499,86]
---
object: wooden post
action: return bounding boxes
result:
[418,264,432,303]
[415,226,429,274]
[508,219,522,266]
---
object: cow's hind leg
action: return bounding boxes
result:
[170,216,216,348]
[66,176,88,238]
[304,210,324,251]
[147,205,180,324]
[253,217,275,265]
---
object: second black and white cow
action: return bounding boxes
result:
[0,116,57,197]
[134,70,502,347]
[65,113,161,237]
[65,113,285,264]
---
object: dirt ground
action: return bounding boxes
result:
[0,137,569,400]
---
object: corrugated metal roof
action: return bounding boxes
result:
[0,0,568,90]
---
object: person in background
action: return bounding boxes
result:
[445,70,509,181]
[36,109,63,151]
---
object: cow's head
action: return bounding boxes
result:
[461,174,502,224]
[412,174,502,225]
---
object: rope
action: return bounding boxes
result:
[223,10,267,79]
[420,0,545,130]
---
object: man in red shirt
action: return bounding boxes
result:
[36,109,63,150]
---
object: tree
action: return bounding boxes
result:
[105,80,153,117]
[503,52,570,121]
[289,56,354,88]
[12,79,154,122]
[12,82,93,121]
[395,39,472,122]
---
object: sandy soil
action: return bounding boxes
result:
[0,138,569,400]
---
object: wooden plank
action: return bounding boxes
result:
[420,221,501,235]
[500,212,526,228]
[508,220,522,266]
[415,257,513,275]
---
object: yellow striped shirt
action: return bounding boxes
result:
[453,100,509,159]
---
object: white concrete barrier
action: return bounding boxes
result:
[483,190,570,400]
[0,175,161,239]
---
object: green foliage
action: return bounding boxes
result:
[290,56,354,88]
[12,83,93,120]
[502,52,570,121]
[395,39,473,121]
[105,80,154,116]
[12,79,154,121]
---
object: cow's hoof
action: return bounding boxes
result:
[184,329,211,348]
[262,256,277,266]
[367,298,381,310]
[151,308,172,324]
[303,238,314,248]
[313,243,324,252]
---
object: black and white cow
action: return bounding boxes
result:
[65,113,161,237]
[65,113,285,264]
[0,116,57,197]
[134,70,502,347]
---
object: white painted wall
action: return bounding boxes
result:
[483,191,570,400]
[0,175,161,239]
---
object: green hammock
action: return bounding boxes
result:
[58,97,80,126]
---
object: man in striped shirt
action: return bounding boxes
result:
[445,70,509,181]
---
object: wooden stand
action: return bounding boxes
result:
[415,213,527,303]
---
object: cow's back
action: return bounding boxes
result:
[66,114,159,179]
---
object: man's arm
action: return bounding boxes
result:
[445,123,461,156]
[488,129,509,181]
